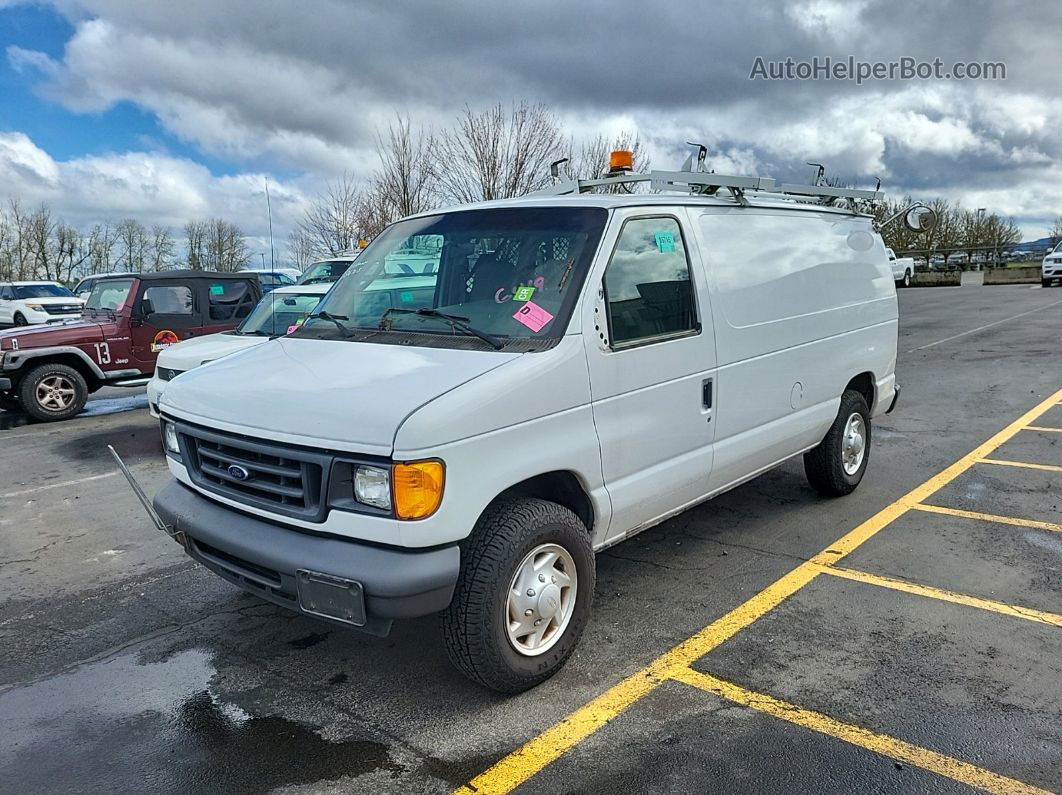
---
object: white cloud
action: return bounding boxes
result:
[0,132,314,249]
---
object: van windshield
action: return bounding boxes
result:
[295,207,607,350]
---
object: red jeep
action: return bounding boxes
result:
[0,271,261,421]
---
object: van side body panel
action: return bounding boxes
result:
[691,207,896,495]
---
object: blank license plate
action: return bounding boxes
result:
[296,570,366,626]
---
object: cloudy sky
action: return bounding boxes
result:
[1,0,1060,259]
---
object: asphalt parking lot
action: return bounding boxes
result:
[1,284,1060,794]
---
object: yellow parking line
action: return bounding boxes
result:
[911,503,1062,534]
[669,667,1053,795]
[979,458,1062,474]
[455,386,1062,795]
[1024,425,1062,433]
[815,564,1062,628]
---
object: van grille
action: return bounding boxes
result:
[177,424,329,521]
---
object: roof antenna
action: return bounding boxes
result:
[681,142,709,173]
[806,162,826,186]
[550,157,569,185]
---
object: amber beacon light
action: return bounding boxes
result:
[608,149,634,172]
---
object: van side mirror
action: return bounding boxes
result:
[904,206,937,233]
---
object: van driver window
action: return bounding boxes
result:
[604,217,697,345]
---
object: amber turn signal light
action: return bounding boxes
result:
[392,460,445,519]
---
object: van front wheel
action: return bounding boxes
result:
[804,389,871,496]
[441,498,594,693]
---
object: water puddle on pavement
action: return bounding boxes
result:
[0,648,401,793]
[0,394,148,431]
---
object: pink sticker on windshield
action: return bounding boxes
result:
[512,301,554,333]
[286,324,299,334]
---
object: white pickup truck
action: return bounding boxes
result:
[886,248,914,287]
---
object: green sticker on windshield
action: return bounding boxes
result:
[513,285,536,301]
[400,291,414,303]
[654,231,675,253]
[209,284,225,295]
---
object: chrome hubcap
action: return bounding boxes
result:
[36,375,76,411]
[842,412,867,475]
[506,543,577,656]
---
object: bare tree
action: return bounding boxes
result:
[433,102,565,204]
[86,222,120,275]
[116,218,149,272]
[984,214,1021,265]
[201,218,251,272]
[370,115,436,221]
[286,227,320,269]
[149,225,176,271]
[1049,216,1062,248]
[185,220,207,270]
[295,172,365,256]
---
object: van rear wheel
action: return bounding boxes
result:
[804,389,871,496]
[441,498,594,693]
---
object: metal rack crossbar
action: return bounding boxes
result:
[531,168,883,207]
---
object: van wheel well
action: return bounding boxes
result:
[845,372,875,411]
[492,472,594,533]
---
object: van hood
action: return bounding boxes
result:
[159,337,520,455]
[156,332,267,370]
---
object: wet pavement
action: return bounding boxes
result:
[1,285,1061,793]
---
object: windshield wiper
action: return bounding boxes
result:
[307,310,355,338]
[379,307,504,350]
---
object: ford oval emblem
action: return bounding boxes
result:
[227,464,251,481]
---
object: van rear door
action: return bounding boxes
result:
[583,211,717,541]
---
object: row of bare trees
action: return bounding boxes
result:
[288,103,650,265]
[0,198,252,282]
[874,197,1022,266]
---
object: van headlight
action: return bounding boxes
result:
[353,465,391,511]
[344,460,445,518]
[162,421,181,455]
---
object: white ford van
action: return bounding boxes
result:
[147,165,908,692]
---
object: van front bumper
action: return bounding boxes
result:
[153,479,460,636]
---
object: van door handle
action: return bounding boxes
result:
[702,378,713,414]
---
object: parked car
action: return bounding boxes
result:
[72,273,137,301]
[885,248,914,287]
[148,185,903,692]
[238,269,297,293]
[296,252,362,285]
[0,271,260,421]
[0,281,85,326]
[147,283,331,416]
[1042,242,1062,287]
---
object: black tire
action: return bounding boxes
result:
[13,313,28,326]
[18,362,88,422]
[1044,278,1052,288]
[441,498,594,693]
[804,389,871,497]
[903,270,912,288]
